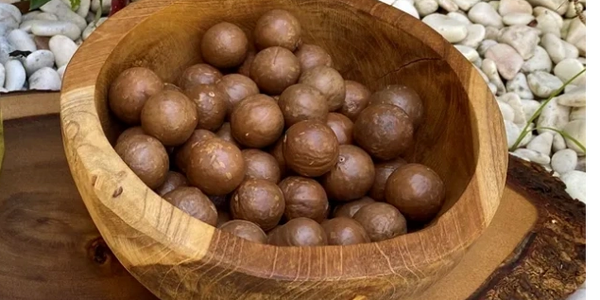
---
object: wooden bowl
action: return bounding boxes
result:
[59,0,508,299]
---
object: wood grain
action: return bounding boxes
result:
[59,0,507,299]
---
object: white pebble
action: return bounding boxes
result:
[437,0,459,12]
[570,107,585,121]
[62,0,91,18]
[28,67,62,90]
[458,24,486,48]
[452,0,480,10]
[527,132,553,155]
[563,120,585,155]
[447,12,471,25]
[552,133,567,152]
[4,59,26,91]
[489,1,500,11]
[91,0,111,14]
[521,99,541,120]
[7,29,37,52]
[49,34,78,67]
[454,45,479,62]
[565,1,583,18]
[574,36,585,57]
[468,2,504,28]
[566,15,586,46]
[551,149,577,174]
[513,148,551,165]
[488,82,498,95]
[478,39,498,56]
[504,120,521,147]
[35,12,59,21]
[22,11,42,22]
[506,72,534,99]
[541,33,566,64]
[527,71,563,98]
[498,0,533,16]
[0,37,15,65]
[498,25,539,60]
[577,57,586,66]
[533,7,562,37]
[560,171,586,203]
[553,58,586,86]
[521,46,552,73]
[575,157,585,172]
[484,43,524,80]
[485,26,501,40]
[0,63,4,88]
[536,97,570,134]
[563,41,579,61]
[415,0,438,16]
[497,100,515,122]
[502,13,534,26]
[498,92,526,125]
[23,49,55,76]
[0,3,21,36]
[31,20,82,40]
[57,64,66,79]
[473,56,482,68]
[556,85,585,107]
[422,14,468,43]
[482,58,507,95]
[561,18,572,39]
[40,0,87,31]
[528,0,567,15]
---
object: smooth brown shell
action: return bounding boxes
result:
[267,217,328,247]
[321,217,370,245]
[237,50,256,77]
[339,80,371,121]
[278,176,329,222]
[283,120,339,177]
[219,220,268,244]
[108,67,163,125]
[278,83,329,127]
[200,22,249,68]
[230,179,285,231]
[230,94,284,148]
[353,202,407,242]
[254,9,301,51]
[298,66,345,111]
[332,196,376,219]
[116,126,146,145]
[163,82,183,92]
[242,149,281,184]
[173,129,216,173]
[140,90,198,146]
[177,64,222,91]
[216,74,260,116]
[369,157,408,201]
[294,44,333,73]
[369,84,425,128]
[250,46,301,95]
[325,113,354,145]
[385,163,446,223]
[353,104,414,161]
[187,138,245,196]
[163,186,218,226]
[322,145,375,201]
[215,122,242,149]
[185,84,227,131]
[269,136,288,176]
[114,134,169,190]
[155,171,189,196]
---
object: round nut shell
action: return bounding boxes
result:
[369,157,408,201]
[242,149,281,184]
[219,220,268,244]
[173,129,216,173]
[332,196,376,219]
[278,83,329,127]
[339,80,371,121]
[140,90,198,146]
[369,84,425,128]
[108,67,163,125]
[298,66,345,111]
[185,84,227,131]
[321,217,370,245]
[267,217,328,247]
[283,120,339,177]
[254,9,301,51]
[114,133,169,190]
[279,176,329,222]
[200,22,249,68]
[353,202,407,242]
[155,171,189,196]
[325,112,354,145]
[163,186,218,226]
[322,145,375,202]
[250,46,301,95]
[177,64,222,91]
[216,74,260,116]
[294,44,333,73]
[230,179,285,231]
[230,94,284,148]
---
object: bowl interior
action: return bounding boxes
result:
[96,0,477,223]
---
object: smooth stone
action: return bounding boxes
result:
[570,107,585,121]
[560,171,586,203]
[498,92,526,125]
[536,97,570,134]
[521,46,552,73]
[552,132,567,152]
[510,152,531,162]
[91,0,112,14]
[526,132,553,155]
[554,58,586,86]
[534,11,562,37]
[497,100,515,122]
[18,20,37,33]
[49,34,78,67]
[521,99,541,120]
[0,36,15,65]
[551,149,577,174]
[422,14,468,43]
[498,25,539,60]
[575,157,585,172]
[488,82,498,95]
[563,40,579,60]
[28,67,62,91]
[454,45,479,62]
[482,58,507,95]
[564,84,578,94]
[504,120,521,147]
[575,36,585,57]
[62,0,91,18]
[527,71,563,98]
[468,2,504,28]
[566,14,586,45]
[23,49,55,76]
[0,63,4,88]
[561,18,572,39]
[40,0,87,31]
[4,59,25,91]
[473,55,482,68]
[452,0,480,10]
[489,0,500,10]
[7,29,37,52]
[563,120,585,155]
[31,20,82,40]
[0,3,21,36]
[415,0,438,16]
[503,13,534,26]
[498,0,533,15]
[0,3,21,21]
[528,0,567,15]
[556,85,585,107]
[447,12,471,25]
[459,24,486,48]
[541,33,566,64]
[57,64,66,79]
[392,0,420,19]
[478,39,498,56]
[565,1,583,18]
[437,0,459,12]
[533,7,563,25]
[513,148,551,165]
[22,11,42,22]
[35,12,59,21]
[506,72,534,99]
[484,43,524,80]
[485,26,501,40]
[577,57,585,66]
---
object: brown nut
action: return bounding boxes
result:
[230,179,285,231]
[163,186,218,226]
[254,9,301,51]
[278,83,328,128]
[322,145,375,201]
[116,126,146,145]
[332,196,376,219]
[298,66,345,111]
[279,176,329,222]
[163,82,183,92]
[269,136,288,176]
[339,80,371,121]
[177,64,222,91]
[369,157,408,201]
[187,138,245,196]
[140,90,198,146]
[185,84,227,131]
[216,74,260,116]
[173,129,216,173]
[250,46,301,95]
[242,149,281,184]
[353,202,407,242]
[230,94,284,148]
[200,22,249,68]
[283,120,339,177]
[267,217,328,246]
[237,50,256,77]
[353,104,413,161]
[219,220,268,244]
[385,163,445,223]
[369,84,425,128]
[294,44,333,73]
[155,171,189,196]
[215,122,242,148]
[321,217,370,245]
[325,112,354,145]
[108,67,163,125]
[115,134,169,189]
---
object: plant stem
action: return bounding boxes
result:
[536,127,586,154]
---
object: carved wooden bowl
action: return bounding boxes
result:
[59,0,508,299]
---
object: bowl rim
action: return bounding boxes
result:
[60,0,508,286]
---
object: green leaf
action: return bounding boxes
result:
[70,0,81,11]
[29,0,53,10]
[536,127,586,154]
[95,0,103,24]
